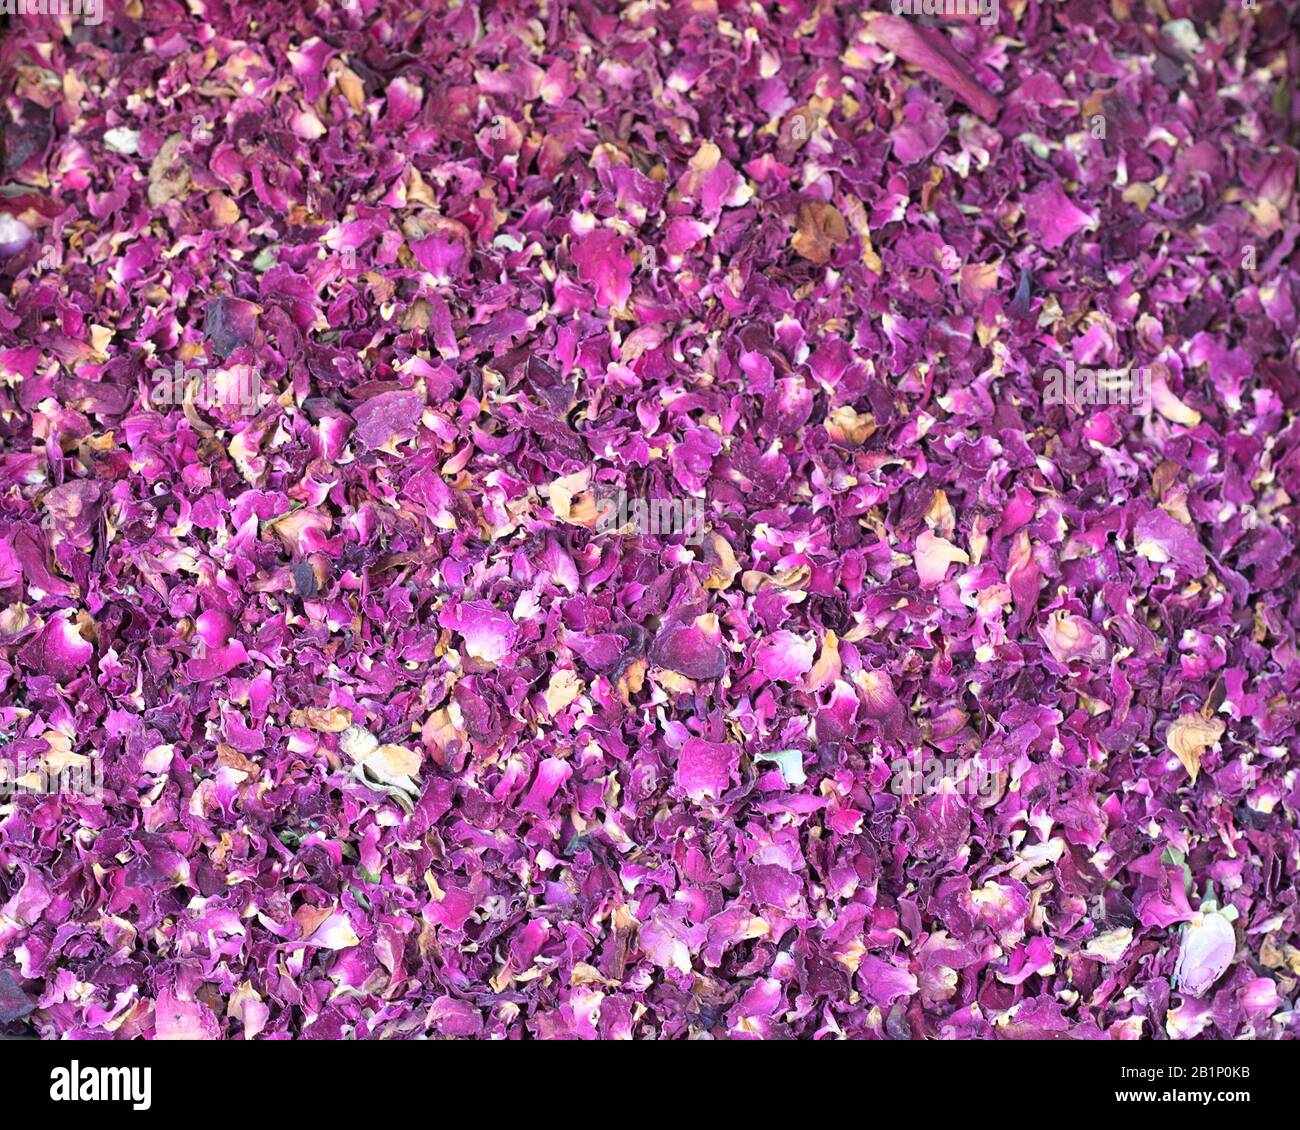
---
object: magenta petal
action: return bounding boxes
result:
[20,614,93,682]
[650,617,726,680]
[676,738,739,802]
[1025,182,1096,250]
[187,640,250,682]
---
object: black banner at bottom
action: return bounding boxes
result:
[0,1034,1291,1117]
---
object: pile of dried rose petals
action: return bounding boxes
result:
[0,1,1297,1040]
